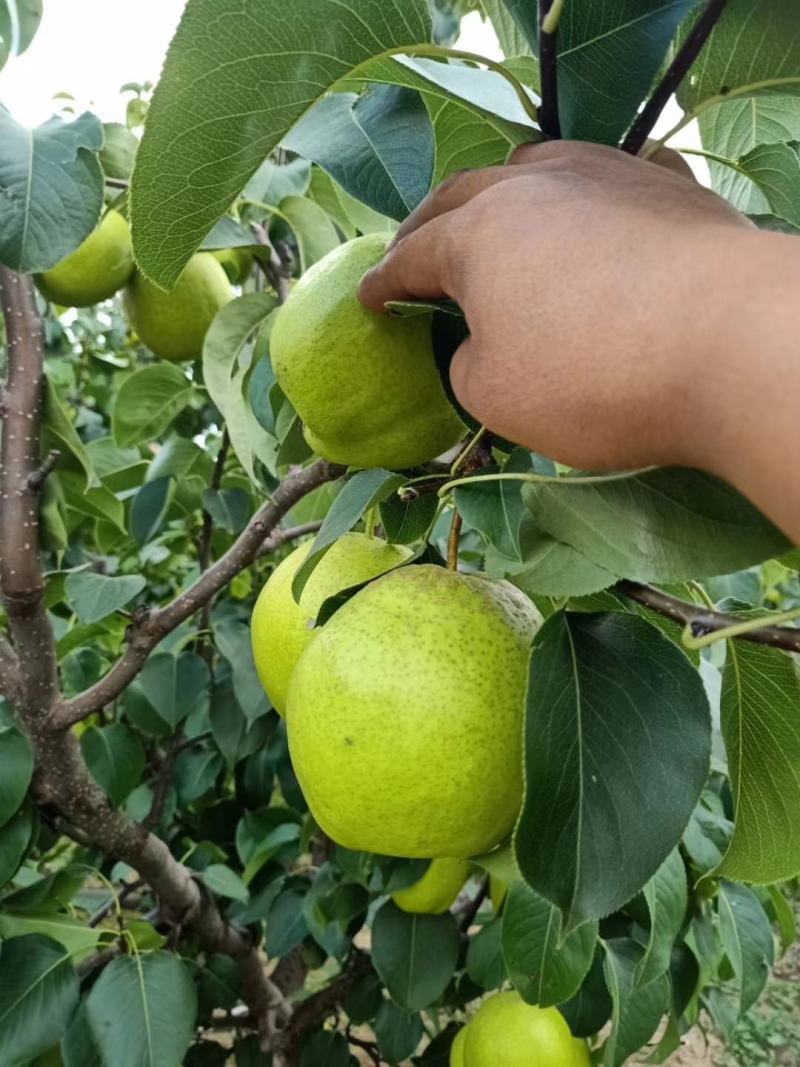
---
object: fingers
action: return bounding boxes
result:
[358,216,458,313]
[391,166,511,246]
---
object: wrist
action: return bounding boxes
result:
[687,228,800,539]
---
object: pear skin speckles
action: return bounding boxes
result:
[286,565,541,858]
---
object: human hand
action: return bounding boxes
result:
[358,141,755,475]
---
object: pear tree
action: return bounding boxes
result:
[2,1,800,1065]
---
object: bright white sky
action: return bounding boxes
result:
[0,4,703,172]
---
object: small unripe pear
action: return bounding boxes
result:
[450,1026,468,1067]
[251,533,410,716]
[124,252,232,362]
[463,992,576,1067]
[391,858,471,914]
[37,211,134,307]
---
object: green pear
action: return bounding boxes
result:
[251,532,410,716]
[37,211,134,307]
[124,252,232,362]
[391,858,471,914]
[287,565,540,858]
[213,246,254,285]
[270,235,465,469]
[572,1037,592,1066]
[463,992,576,1067]
[489,876,508,913]
[450,1026,468,1067]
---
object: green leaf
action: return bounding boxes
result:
[277,195,341,272]
[371,902,460,1012]
[202,293,278,481]
[428,94,517,184]
[603,939,670,1067]
[86,952,197,1067]
[482,0,534,58]
[681,0,800,111]
[0,804,33,886]
[59,471,126,534]
[634,849,688,989]
[202,489,250,535]
[374,1000,424,1063]
[174,747,224,805]
[767,885,796,954]
[65,571,146,624]
[380,490,438,544]
[0,108,103,272]
[523,468,790,583]
[244,156,311,205]
[718,881,774,1016]
[560,949,614,1039]
[265,891,308,957]
[501,881,597,1006]
[0,913,103,960]
[466,919,507,991]
[112,364,194,449]
[138,652,209,729]
[61,1002,102,1067]
[42,373,99,490]
[515,612,710,933]
[213,619,270,723]
[553,0,698,144]
[80,724,146,806]
[130,0,432,286]
[130,477,174,545]
[0,935,79,1063]
[300,1031,350,1067]
[699,93,800,213]
[0,724,34,826]
[732,140,800,228]
[203,864,249,903]
[291,469,403,600]
[0,0,43,68]
[100,122,139,181]
[714,641,800,883]
[284,85,435,221]
[508,528,617,598]
[454,451,531,562]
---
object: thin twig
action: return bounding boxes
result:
[27,449,60,491]
[88,878,146,928]
[616,580,800,654]
[52,460,344,727]
[620,0,730,156]
[196,428,231,659]
[458,876,489,934]
[253,223,292,304]
[538,0,562,139]
[447,511,463,571]
[258,521,323,558]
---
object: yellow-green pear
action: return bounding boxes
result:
[490,877,508,913]
[287,565,540,858]
[391,858,471,914]
[124,252,233,362]
[213,246,254,285]
[37,211,134,307]
[270,235,465,469]
[463,992,576,1067]
[251,533,410,716]
[572,1037,591,1066]
[450,1026,468,1067]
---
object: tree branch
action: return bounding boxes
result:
[0,268,60,722]
[538,0,562,140]
[258,521,323,558]
[1,268,292,1047]
[616,580,800,653]
[0,635,20,702]
[620,0,730,156]
[53,460,344,727]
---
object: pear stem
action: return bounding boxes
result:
[447,509,463,571]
